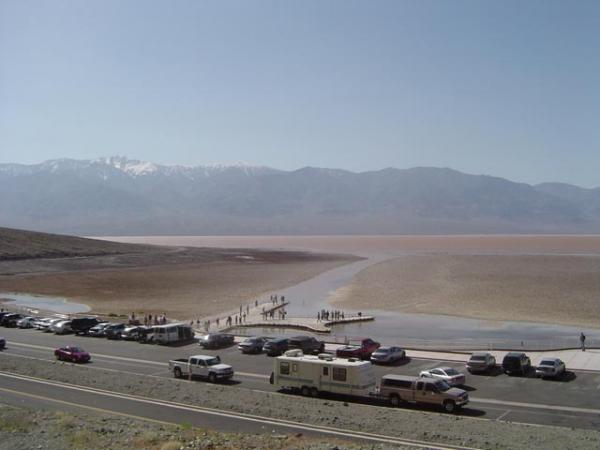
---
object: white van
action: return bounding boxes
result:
[270,349,376,397]
[152,323,194,345]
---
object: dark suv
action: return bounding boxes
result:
[71,317,103,335]
[1,313,24,328]
[263,338,289,356]
[288,335,325,354]
[502,352,531,376]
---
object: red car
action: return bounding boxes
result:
[336,338,380,360]
[54,346,91,363]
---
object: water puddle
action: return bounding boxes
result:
[0,292,91,314]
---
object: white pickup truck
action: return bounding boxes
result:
[168,355,234,383]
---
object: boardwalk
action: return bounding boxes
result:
[193,296,373,335]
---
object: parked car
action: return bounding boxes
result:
[16,316,37,329]
[0,312,10,323]
[71,317,103,335]
[1,313,24,327]
[169,355,234,382]
[88,322,111,337]
[120,325,145,340]
[105,323,126,339]
[54,346,91,363]
[379,374,469,413]
[263,337,289,356]
[287,335,326,355]
[535,357,566,379]
[34,317,52,330]
[419,367,466,386]
[238,336,267,354]
[370,346,406,364]
[336,338,380,360]
[41,318,64,332]
[51,320,73,335]
[466,352,496,374]
[198,333,235,349]
[502,352,532,376]
[0,336,5,350]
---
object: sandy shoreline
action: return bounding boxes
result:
[0,246,358,319]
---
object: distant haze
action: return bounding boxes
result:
[1,2,599,186]
[2,157,600,235]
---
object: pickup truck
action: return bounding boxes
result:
[336,338,380,360]
[169,355,234,383]
[378,374,469,413]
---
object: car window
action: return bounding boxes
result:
[425,383,436,392]
[190,358,198,365]
[323,367,329,376]
[430,369,442,375]
[280,362,290,375]
[206,357,219,366]
[435,380,451,391]
[445,368,459,375]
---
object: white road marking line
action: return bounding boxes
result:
[470,397,600,415]
[496,410,511,421]
[0,371,478,450]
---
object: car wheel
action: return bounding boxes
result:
[56,354,61,361]
[174,367,182,378]
[389,394,401,407]
[208,372,217,383]
[301,386,310,396]
[443,400,456,413]
[309,387,319,397]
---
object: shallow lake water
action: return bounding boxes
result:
[0,292,91,314]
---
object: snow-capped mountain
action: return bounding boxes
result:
[1,157,599,235]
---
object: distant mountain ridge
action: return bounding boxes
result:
[1,157,599,235]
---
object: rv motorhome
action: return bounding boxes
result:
[270,349,376,397]
[153,323,194,344]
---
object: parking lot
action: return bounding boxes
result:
[2,322,600,431]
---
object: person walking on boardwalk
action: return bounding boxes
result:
[580,332,586,351]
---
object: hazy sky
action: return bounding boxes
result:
[1,1,598,186]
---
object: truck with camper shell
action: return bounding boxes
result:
[169,355,234,383]
[378,374,469,413]
[270,349,376,398]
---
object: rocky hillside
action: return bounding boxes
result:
[0,226,150,260]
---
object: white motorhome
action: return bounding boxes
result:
[270,349,376,397]
[152,323,194,345]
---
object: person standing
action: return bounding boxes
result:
[580,332,586,351]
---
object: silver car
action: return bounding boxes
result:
[17,316,37,329]
[370,346,406,364]
[535,357,566,379]
[420,367,466,386]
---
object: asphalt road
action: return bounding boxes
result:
[1,326,600,432]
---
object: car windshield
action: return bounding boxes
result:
[435,380,451,391]
[69,347,83,353]
[206,357,221,366]
[444,368,460,375]
[376,348,390,353]
[540,360,555,366]
[470,355,486,361]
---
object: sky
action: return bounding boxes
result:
[1,0,598,186]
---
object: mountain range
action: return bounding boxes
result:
[1,156,599,235]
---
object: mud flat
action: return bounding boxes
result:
[0,246,358,319]
[330,254,600,328]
